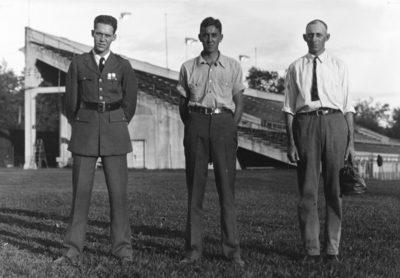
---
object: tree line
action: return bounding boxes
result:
[1,62,399,140]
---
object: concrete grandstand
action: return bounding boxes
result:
[21,27,400,179]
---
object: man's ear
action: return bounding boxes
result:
[220,34,223,42]
[303,34,307,42]
[326,33,330,41]
[91,30,94,38]
[112,34,117,41]
[198,33,201,41]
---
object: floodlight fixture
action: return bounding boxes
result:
[239,55,250,62]
[120,12,132,20]
[185,37,198,45]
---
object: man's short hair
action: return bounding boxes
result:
[94,15,118,33]
[200,17,222,33]
[306,19,328,31]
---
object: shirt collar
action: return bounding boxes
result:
[92,49,111,65]
[306,50,327,64]
[196,51,226,68]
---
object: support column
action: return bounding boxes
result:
[23,27,42,169]
[24,89,37,169]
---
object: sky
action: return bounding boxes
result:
[1,0,400,112]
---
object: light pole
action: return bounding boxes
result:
[185,37,198,60]
[119,12,131,55]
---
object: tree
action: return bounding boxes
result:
[387,108,400,140]
[36,81,60,132]
[354,98,390,134]
[0,61,24,130]
[246,66,285,94]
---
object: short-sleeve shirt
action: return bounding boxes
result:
[178,52,246,112]
[282,51,355,115]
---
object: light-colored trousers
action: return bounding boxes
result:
[293,112,348,256]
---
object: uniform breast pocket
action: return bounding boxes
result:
[107,79,121,93]
[78,76,93,93]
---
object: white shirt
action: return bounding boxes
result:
[92,49,110,67]
[282,51,355,115]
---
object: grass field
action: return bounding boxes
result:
[0,168,399,278]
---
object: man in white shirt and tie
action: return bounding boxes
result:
[283,19,355,263]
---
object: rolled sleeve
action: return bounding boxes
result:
[341,64,356,114]
[232,64,246,96]
[282,65,297,115]
[178,65,190,98]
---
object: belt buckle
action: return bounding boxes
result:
[213,108,222,114]
[204,108,212,115]
[98,102,106,112]
[316,109,326,116]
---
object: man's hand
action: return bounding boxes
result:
[345,143,356,162]
[344,112,356,162]
[287,143,300,163]
[284,113,299,163]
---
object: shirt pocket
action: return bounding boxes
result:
[218,80,234,102]
[75,109,94,123]
[110,108,127,123]
[327,76,343,104]
[188,83,200,102]
[78,75,93,94]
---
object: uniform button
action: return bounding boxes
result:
[100,88,102,91]
[210,69,212,72]
[99,79,102,82]
[99,96,103,100]
[209,80,212,82]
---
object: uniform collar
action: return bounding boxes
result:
[196,51,226,68]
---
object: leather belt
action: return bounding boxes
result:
[297,108,341,117]
[189,106,232,115]
[81,100,121,113]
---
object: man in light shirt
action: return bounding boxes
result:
[283,19,355,263]
[178,17,245,267]
[54,15,138,267]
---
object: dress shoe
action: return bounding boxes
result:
[302,255,320,263]
[325,254,340,263]
[231,258,245,267]
[179,258,198,264]
[53,256,73,265]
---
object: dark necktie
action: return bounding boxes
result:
[311,56,320,101]
[99,57,105,73]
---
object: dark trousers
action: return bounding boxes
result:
[184,112,240,260]
[62,154,132,259]
[293,112,348,256]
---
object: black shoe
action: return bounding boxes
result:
[325,254,340,263]
[231,258,245,267]
[53,256,73,265]
[302,255,320,263]
[179,258,198,264]
[120,256,134,271]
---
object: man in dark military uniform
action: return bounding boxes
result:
[54,15,138,265]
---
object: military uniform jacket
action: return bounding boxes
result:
[66,51,138,156]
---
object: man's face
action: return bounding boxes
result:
[303,22,330,56]
[92,23,116,56]
[198,25,223,55]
